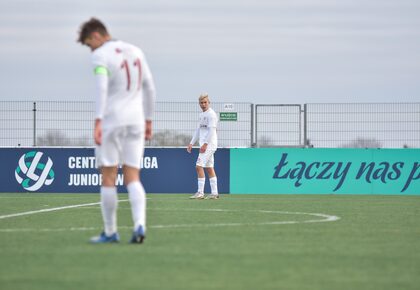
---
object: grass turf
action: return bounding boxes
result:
[0,193,419,290]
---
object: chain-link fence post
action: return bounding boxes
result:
[251,103,255,147]
[303,103,308,147]
[33,102,37,147]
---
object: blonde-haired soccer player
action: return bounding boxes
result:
[78,18,156,243]
[187,94,219,199]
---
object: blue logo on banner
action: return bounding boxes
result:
[15,151,55,191]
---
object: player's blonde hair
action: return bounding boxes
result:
[199,93,210,102]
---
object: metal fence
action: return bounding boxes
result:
[0,102,34,147]
[0,102,95,147]
[150,102,252,148]
[0,101,419,148]
[305,103,420,148]
[255,104,302,147]
[0,101,253,148]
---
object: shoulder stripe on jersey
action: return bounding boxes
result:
[94,66,109,75]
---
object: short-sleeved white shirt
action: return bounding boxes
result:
[91,40,155,130]
[198,108,218,149]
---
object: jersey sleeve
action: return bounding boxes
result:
[140,52,156,121]
[190,127,199,145]
[91,51,108,120]
[91,50,107,69]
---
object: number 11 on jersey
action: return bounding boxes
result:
[121,58,142,91]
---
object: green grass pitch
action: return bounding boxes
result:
[0,193,419,290]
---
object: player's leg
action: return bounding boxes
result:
[190,163,206,199]
[206,168,218,197]
[91,129,121,243]
[204,151,219,199]
[197,165,206,193]
[99,166,119,237]
[123,165,146,243]
[122,125,146,243]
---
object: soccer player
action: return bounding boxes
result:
[78,18,156,243]
[187,93,219,199]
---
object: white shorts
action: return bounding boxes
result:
[96,125,145,169]
[196,148,216,168]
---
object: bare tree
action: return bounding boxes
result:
[257,135,272,147]
[341,137,382,148]
[37,130,91,146]
[148,130,191,146]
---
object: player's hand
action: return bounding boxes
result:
[94,119,102,145]
[145,120,152,140]
[187,144,192,153]
[200,143,207,153]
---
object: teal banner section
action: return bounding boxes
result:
[230,148,420,195]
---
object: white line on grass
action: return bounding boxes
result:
[0,200,129,220]
[0,200,340,232]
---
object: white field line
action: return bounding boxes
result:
[0,200,129,220]
[0,201,340,233]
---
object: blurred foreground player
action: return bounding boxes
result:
[187,93,219,199]
[78,18,156,243]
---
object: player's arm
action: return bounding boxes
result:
[145,120,152,141]
[94,119,102,145]
[92,56,109,145]
[187,127,199,153]
[141,55,156,141]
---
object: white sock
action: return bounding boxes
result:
[209,176,218,195]
[197,178,205,193]
[127,181,146,232]
[100,186,118,236]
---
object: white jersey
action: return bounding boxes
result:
[91,40,156,129]
[197,108,218,148]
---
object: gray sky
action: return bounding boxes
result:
[1,0,419,104]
